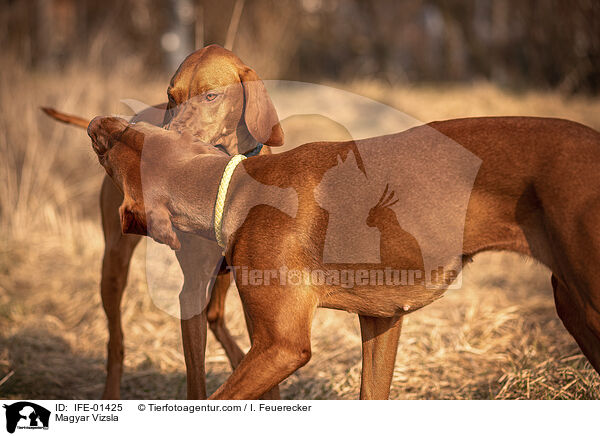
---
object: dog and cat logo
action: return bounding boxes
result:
[2,402,50,433]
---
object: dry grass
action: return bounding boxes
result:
[1,56,600,399]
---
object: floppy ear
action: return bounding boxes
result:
[238,66,284,147]
[146,208,181,251]
[119,199,181,250]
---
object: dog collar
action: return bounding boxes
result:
[214,143,262,157]
[244,142,263,157]
[214,154,247,252]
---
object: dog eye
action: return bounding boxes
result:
[205,93,218,101]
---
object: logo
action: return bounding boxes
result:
[3,402,50,434]
[132,80,481,318]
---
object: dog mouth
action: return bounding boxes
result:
[90,140,109,166]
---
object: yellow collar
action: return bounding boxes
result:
[214,154,247,252]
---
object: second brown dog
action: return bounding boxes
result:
[88,114,600,398]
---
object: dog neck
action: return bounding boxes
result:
[166,153,266,247]
[166,154,231,241]
[166,152,298,255]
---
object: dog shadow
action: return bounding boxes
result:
[2,325,355,399]
[0,327,187,399]
[205,364,351,400]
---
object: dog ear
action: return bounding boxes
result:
[238,66,284,147]
[119,199,181,250]
[146,208,181,251]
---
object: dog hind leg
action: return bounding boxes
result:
[100,178,141,399]
[206,271,246,369]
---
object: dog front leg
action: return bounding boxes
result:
[206,267,281,399]
[177,256,208,399]
[552,274,600,373]
[359,315,403,400]
[238,303,281,400]
[179,304,208,399]
[176,236,218,400]
[209,286,316,399]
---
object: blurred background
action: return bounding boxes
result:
[1,0,600,400]
[3,0,600,92]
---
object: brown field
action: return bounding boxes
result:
[2,55,600,399]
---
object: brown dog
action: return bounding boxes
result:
[43,45,283,399]
[88,115,600,399]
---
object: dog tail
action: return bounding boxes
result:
[40,107,90,129]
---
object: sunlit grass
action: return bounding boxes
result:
[1,57,599,399]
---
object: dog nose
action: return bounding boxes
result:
[88,116,132,157]
[88,117,102,148]
[87,116,102,139]
[90,136,107,156]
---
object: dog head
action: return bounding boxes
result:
[163,44,284,154]
[88,117,223,250]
